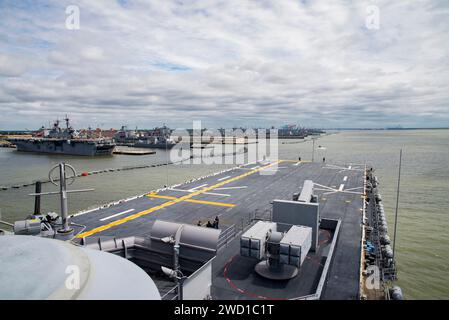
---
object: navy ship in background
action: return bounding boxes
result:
[7,117,116,156]
[116,125,176,149]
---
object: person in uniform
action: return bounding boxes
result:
[213,216,219,229]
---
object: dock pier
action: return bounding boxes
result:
[113,146,156,155]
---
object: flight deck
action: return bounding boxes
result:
[70,160,365,300]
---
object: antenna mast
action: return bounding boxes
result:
[392,149,402,263]
[29,163,94,238]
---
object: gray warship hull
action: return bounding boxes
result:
[10,139,115,156]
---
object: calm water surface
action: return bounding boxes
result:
[1,130,448,299]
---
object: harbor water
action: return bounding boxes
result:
[0,129,448,299]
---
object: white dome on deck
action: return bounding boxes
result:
[0,235,161,300]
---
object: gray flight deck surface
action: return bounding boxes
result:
[71,160,364,300]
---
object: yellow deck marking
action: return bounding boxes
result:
[185,199,235,207]
[147,194,178,201]
[147,194,235,207]
[76,160,282,238]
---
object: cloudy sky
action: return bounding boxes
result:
[0,0,448,130]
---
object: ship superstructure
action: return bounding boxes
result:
[8,117,115,156]
[116,125,176,149]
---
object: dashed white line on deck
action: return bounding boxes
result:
[203,192,230,197]
[100,209,135,222]
[188,183,208,192]
[215,186,248,190]
[169,188,230,197]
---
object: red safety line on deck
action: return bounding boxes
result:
[223,255,286,301]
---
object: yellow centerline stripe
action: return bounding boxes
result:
[148,194,236,207]
[186,199,235,207]
[147,194,178,200]
[76,160,282,238]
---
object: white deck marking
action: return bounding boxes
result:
[315,182,363,196]
[100,209,135,221]
[294,162,301,166]
[264,166,286,170]
[343,176,348,182]
[324,164,363,172]
[217,175,231,181]
[169,188,192,192]
[204,192,231,197]
[345,186,363,191]
[170,188,230,197]
[188,183,208,192]
[215,186,248,190]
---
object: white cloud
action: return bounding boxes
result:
[0,0,448,129]
[0,54,30,77]
[81,46,105,61]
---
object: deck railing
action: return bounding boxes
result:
[217,224,237,250]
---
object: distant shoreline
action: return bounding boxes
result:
[1,127,448,134]
[324,127,449,131]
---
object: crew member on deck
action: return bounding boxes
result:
[213,216,219,229]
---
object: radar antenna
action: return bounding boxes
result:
[64,114,70,129]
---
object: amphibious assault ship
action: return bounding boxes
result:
[133,135,176,149]
[7,117,116,156]
[0,158,402,300]
[115,125,176,149]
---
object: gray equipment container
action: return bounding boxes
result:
[14,219,41,236]
[240,221,277,260]
[279,225,312,267]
